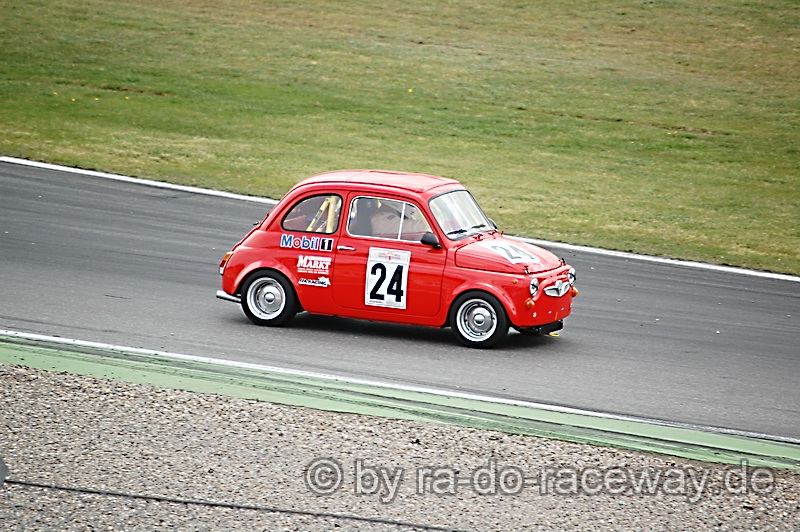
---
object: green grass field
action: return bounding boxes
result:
[2,0,798,274]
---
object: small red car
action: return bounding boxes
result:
[217,170,577,348]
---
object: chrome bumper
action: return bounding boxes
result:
[216,290,241,304]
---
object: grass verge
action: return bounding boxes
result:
[1,0,798,273]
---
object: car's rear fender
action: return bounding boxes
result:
[232,263,305,311]
[228,255,295,296]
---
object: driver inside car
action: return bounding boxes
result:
[370,199,430,239]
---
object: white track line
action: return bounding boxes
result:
[0,156,277,205]
[518,237,800,282]
[3,155,796,283]
[2,329,797,444]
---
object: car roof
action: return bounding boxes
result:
[299,169,461,195]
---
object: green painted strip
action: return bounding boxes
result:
[1,336,798,471]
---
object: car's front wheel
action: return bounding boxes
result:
[241,271,297,326]
[449,291,508,348]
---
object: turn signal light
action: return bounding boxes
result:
[571,287,579,297]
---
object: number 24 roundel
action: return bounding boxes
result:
[365,248,410,309]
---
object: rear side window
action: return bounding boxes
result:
[281,194,342,234]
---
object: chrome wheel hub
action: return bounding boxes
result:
[456,299,497,342]
[248,279,285,319]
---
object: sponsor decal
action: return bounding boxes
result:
[297,255,332,275]
[298,276,331,287]
[280,234,334,252]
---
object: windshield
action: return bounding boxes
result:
[429,190,494,240]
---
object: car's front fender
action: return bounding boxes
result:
[444,275,524,325]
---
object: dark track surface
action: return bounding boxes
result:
[1,161,798,439]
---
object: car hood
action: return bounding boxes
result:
[453,234,562,274]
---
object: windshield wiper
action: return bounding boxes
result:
[448,224,488,236]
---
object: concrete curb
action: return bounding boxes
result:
[2,335,797,471]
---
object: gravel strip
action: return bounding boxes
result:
[0,364,797,531]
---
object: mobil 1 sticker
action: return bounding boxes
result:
[365,247,410,309]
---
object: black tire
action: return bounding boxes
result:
[449,291,509,348]
[240,271,298,326]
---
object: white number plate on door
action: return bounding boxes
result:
[365,248,410,309]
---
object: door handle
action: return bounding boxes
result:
[337,245,356,251]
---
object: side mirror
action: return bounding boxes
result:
[420,232,442,249]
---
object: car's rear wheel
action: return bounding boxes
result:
[241,271,297,326]
[450,291,508,348]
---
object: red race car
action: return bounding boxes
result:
[217,170,577,348]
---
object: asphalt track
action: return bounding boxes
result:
[1,159,798,441]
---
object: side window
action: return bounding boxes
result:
[399,203,432,241]
[281,194,342,234]
[348,196,432,241]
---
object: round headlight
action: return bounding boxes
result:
[529,278,539,297]
[568,268,576,286]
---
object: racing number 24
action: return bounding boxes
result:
[369,263,404,303]
[365,248,411,309]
